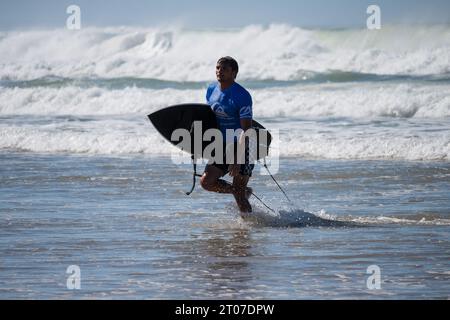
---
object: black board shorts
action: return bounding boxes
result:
[209,162,255,177]
[207,142,255,177]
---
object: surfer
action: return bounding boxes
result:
[200,56,254,214]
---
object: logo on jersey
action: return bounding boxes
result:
[240,105,252,118]
[212,103,230,119]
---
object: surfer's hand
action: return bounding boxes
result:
[228,164,240,177]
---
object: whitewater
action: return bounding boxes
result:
[0,24,449,160]
[0,24,449,80]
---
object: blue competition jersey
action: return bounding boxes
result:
[206,82,253,142]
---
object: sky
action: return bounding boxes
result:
[0,0,449,30]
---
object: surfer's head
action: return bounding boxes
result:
[216,56,239,84]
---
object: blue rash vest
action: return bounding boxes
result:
[206,82,253,143]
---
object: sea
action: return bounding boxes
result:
[0,24,449,299]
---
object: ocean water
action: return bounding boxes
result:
[0,25,449,299]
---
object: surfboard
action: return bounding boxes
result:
[148,103,271,160]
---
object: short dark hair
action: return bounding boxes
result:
[217,56,239,74]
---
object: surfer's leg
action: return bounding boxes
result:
[200,164,233,194]
[232,174,252,214]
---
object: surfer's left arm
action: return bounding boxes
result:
[229,92,253,177]
[237,93,253,144]
[229,119,252,177]
[240,119,252,132]
[238,118,252,156]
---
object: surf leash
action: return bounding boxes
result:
[220,179,276,214]
[261,158,293,205]
[248,189,276,213]
[186,155,199,196]
[185,160,275,213]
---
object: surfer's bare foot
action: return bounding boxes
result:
[239,210,252,219]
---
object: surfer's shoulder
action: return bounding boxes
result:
[207,82,219,91]
[232,82,252,104]
[233,82,250,95]
[206,82,218,100]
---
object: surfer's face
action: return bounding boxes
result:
[216,63,236,83]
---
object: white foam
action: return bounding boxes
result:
[240,208,348,228]
[346,215,450,226]
[243,208,450,227]
[0,24,449,81]
[0,84,448,159]
[0,86,203,116]
[0,123,169,154]
[0,82,449,119]
[1,123,444,160]
[253,82,450,119]
[278,128,450,161]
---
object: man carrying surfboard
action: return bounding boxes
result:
[200,56,254,214]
